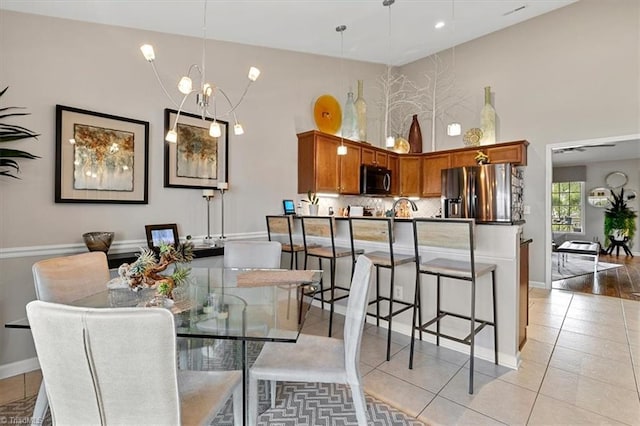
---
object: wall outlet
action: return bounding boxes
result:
[394,286,403,300]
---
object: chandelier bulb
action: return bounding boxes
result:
[178,77,193,94]
[140,44,155,61]
[210,122,222,138]
[248,67,261,82]
[165,129,178,143]
[233,123,244,135]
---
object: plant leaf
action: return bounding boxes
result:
[0,148,40,159]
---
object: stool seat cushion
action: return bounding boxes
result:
[419,258,496,278]
[366,251,416,267]
[307,246,364,259]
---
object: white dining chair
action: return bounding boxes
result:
[248,255,374,426]
[27,300,242,426]
[30,251,111,424]
[223,240,282,269]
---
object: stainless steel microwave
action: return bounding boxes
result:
[360,165,392,195]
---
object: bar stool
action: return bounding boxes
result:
[301,216,363,337]
[266,215,305,269]
[409,218,498,394]
[348,217,416,361]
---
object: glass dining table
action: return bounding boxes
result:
[5,267,323,425]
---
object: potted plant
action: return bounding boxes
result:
[0,86,39,179]
[604,188,637,247]
[303,190,319,215]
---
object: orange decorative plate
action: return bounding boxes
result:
[313,95,342,135]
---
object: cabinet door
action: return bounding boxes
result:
[388,154,399,195]
[398,156,421,196]
[314,135,341,193]
[339,141,362,194]
[421,153,451,197]
[450,150,478,168]
[361,146,388,168]
[486,144,527,166]
[375,151,388,168]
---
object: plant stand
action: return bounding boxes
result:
[605,235,633,257]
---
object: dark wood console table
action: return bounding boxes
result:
[107,246,224,269]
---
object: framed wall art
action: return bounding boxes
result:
[145,223,179,251]
[55,105,149,204]
[164,108,229,189]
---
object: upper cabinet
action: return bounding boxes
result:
[297,131,361,194]
[297,131,528,197]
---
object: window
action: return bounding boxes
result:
[551,182,584,233]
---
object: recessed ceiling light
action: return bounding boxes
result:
[435,21,445,29]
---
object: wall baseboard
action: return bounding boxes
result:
[0,357,40,380]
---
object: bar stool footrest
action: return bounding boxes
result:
[366,297,413,321]
[415,311,495,346]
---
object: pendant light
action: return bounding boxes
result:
[337,24,348,156]
[383,0,396,148]
[446,0,461,137]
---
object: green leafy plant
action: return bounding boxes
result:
[303,190,319,205]
[0,86,39,178]
[604,188,637,247]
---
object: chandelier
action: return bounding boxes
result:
[140,0,260,143]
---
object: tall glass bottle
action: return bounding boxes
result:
[342,91,357,140]
[408,114,422,153]
[480,86,496,145]
[355,80,367,142]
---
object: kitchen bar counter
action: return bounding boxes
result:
[290,216,526,369]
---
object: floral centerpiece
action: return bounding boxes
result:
[117,241,194,298]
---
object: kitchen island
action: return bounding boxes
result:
[290,216,526,369]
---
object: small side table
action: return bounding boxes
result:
[605,236,633,257]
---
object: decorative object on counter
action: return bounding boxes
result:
[203,189,215,246]
[355,80,367,142]
[604,187,636,249]
[463,127,483,146]
[392,197,418,218]
[56,105,149,204]
[342,90,357,140]
[140,0,259,142]
[479,86,496,145]
[313,94,342,135]
[164,108,229,190]
[216,181,228,247]
[117,241,194,296]
[303,190,319,215]
[0,86,40,179]
[408,114,422,153]
[474,150,490,164]
[82,232,114,253]
[392,137,410,154]
[145,223,179,251]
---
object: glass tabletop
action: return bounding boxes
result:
[6,267,322,344]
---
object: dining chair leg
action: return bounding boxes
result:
[270,380,277,408]
[31,382,48,426]
[350,383,368,426]
[248,375,259,425]
[233,379,243,426]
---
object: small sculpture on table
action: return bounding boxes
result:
[117,241,194,298]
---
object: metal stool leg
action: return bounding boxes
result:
[436,275,441,347]
[328,258,336,337]
[492,270,498,365]
[409,273,420,370]
[386,266,395,361]
[469,277,476,394]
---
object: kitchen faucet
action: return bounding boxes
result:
[391,198,418,217]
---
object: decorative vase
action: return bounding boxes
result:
[342,91,357,140]
[354,80,367,142]
[408,114,422,153]
[309,204,319,216]
[82,232,114,253]
[480,86,496,145]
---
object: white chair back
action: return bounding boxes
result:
[343,255,374,383]
[26,301,180,425]
[32,252,110,303]
[224,240,282,269]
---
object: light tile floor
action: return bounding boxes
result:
[302,288,640,425]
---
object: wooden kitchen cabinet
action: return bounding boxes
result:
[421,153,451,197]
[361,145,389,168]
[387,153,399,195]
[450,150,478,168]
[398,155,421,196]
[450,140,529,168]
[297,131,361,194]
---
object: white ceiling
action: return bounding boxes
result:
[552,139,640,166]
[1,0,577,65]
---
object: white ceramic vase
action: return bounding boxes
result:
[309,204,319,216]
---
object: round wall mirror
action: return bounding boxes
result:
[605,171,628,189]
[587,187,611,208]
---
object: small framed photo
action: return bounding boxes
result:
[145,223,179,251]
[164,108,229,189]
[55,105,149,204]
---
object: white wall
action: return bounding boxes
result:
[400,0,639,284]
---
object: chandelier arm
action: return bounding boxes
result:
[171,94,192,132]
[216,82,253,116]
[150,61,181,108]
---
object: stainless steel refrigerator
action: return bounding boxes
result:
[441,163,524,223]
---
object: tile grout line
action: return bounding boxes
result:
[621,298,640,402]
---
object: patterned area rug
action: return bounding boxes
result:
[552,254,622,281]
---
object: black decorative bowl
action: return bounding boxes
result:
[82,232,115,253]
